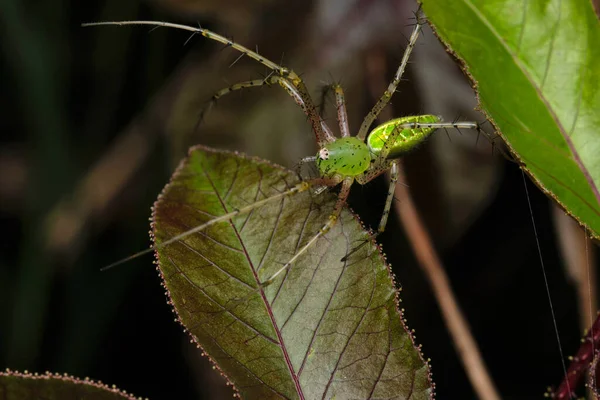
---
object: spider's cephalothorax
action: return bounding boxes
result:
[86,15,484,285]
[316,137,370,178]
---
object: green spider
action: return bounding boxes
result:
[86,15,484,284]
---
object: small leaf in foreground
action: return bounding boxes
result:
[152,146,433,399]
[0,369,138,399]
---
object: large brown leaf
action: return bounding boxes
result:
[152,146,432,399]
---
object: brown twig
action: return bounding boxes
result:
[364,40,500,400]
[393,165,501,400]
[551,205,597,400]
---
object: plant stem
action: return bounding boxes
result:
[393,164,501,400]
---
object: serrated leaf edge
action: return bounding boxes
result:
[150,145,434,399]
[0,368,141,400]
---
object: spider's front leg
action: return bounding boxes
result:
[83,21,337,146]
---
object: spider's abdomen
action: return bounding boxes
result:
[316,137,370,178]
[367,115,441,159]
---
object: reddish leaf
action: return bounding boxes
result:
[0,370,137,399]
[152,146,433,399]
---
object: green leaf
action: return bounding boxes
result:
[420,0,600,238]
[0,370,136,399]
[152,146,432,399]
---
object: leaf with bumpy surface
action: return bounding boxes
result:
[421,0,600,238]
[152,146,433,399]
[0,370,138,399]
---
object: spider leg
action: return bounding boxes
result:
[317,83,349,137]
[196,76,335,143]
[100,181,311,271]
[318,83,335,117]
[377,160,400,234]
[262,176,353,286]
[356,14,425,140]
[370,120,509,164]
[417,120,518,163]
[84,21,291,76]
[83,20,335,146]
[197,77,277,129]
[372,125,410,166]
[333,85,351,137]
[278,78,336,144]
[340,160,400,262]
[474,124,518,163]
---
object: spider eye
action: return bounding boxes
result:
[319,148,330,160]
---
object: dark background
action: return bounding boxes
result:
[0,0,597,398]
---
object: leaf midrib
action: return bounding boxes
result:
[201,160,306,400]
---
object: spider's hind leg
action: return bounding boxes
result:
[439,119,518,164]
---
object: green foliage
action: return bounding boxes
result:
[421,0,600,238]
[152,146,432,399]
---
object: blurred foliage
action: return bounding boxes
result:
[0,0,597,398]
